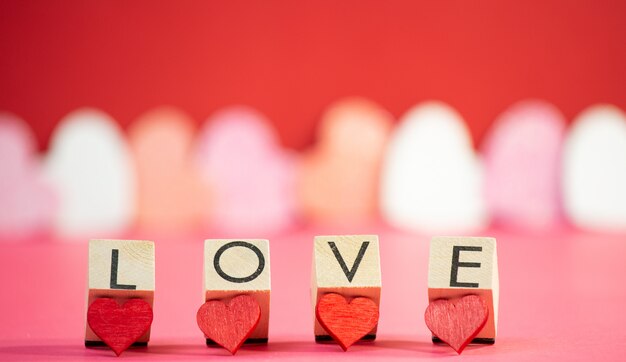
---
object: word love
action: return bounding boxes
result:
[84,236,499,356]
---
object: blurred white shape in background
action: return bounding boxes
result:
[380,101,488,234]
[43,108,135,238]
[563,104,626,232]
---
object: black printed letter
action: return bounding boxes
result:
[328,241,369,283]
[450,246,482,288]
[110,249,137,290]
[214,241,265,283]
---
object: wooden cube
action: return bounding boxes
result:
[427,236,499,343]
[311,235,382,341]
[85,239,155,346]
[203,239,271,344]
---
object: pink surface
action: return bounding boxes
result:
[1,227,625,360]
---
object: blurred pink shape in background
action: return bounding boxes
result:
[0,113,55,238]
[194,106,298,235]
[482,100,566,231]
[297,98,392,225]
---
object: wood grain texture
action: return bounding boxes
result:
[427,236,498,340]
[88,239,155,290]
[311,235,381,339]
[87,298,153,356]
[85,239,155,344]
[203,239,270,342]
[424,295,489,354]
[316,293,379,351]
[196,295,261,355]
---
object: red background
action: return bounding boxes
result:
[1,0,625,151]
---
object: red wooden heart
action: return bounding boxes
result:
[196,294,261,355]
[315,293,379,351]
[87,298,153,356]
[424,294,489,354]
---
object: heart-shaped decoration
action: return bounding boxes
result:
[315,293,379,351]
[482,100,566,230]
[196,294,261,355]
[563,104,626,231]
[194,106,297,234]
[129,107,210,232]
[297,97,392,224]
[424,294,489,354]
[87,298,153,356]
[380,101,488,233]
[44,108,135,237]
[0,113,56,238]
